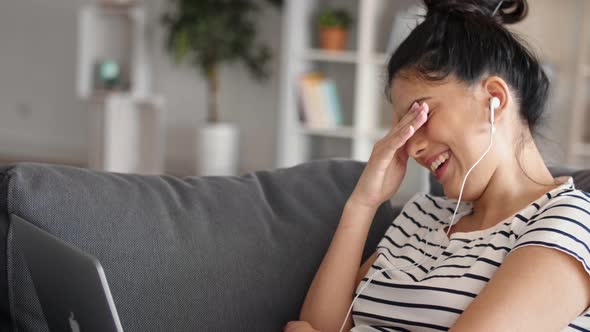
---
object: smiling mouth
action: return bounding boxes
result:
[429,151,451,173]
[435,155,452,181]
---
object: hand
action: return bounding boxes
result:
[283,320,321,332]
[349,101,429,209]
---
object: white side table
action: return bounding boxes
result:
[87,92,165,174]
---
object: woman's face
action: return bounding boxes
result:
[390,73,504,200]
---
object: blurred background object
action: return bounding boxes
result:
[161,0,280,175]
[95,59,124,91]
[78,1,165,174]
[317,6,354,51]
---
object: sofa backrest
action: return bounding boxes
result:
[0,159,397,332]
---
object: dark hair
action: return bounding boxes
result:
[385,0,549,136]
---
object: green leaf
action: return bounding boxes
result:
[173,28,190,63]
[317,7,353,28]
[160,0,277,121]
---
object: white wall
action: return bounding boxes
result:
[510,0,582,166]
[0,0,89,165]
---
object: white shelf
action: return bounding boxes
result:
[96,4,137,17]
[372,53,390,65]
[78,3,164,174]
[300,125,355,138]
[277,0,392,164]
[276,0,430,195]
[302,49,389,66]
[303,49,358,63]
[87,93,166,174]
[77,3,151,99]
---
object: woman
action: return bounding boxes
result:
[284,0,590,331]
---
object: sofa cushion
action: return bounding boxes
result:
[429,166,590,197]
[0,159,397,331]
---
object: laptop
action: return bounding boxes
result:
[11,214,124,332]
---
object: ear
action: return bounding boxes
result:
[481,75,510,123]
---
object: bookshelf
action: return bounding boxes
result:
[568,1,590,167]
[77,2,150,99]
[77,2,166,174]
[275,0,429,204]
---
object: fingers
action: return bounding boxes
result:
[394,101,422,129]
[370,103,428,170]
[385,102,429,148]
[406,102,429,130]
[393,125,414,150]
[410,102,429,133]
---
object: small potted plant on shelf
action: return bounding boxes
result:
[317,7,353,51]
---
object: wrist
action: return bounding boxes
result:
[347,194,381,212]
[345,197,379,215]
[340,199,378,231]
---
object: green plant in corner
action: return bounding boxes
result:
[161,0,281,123]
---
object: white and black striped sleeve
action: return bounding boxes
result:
[510,190,590,274]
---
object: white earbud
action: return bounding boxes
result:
[490,96,500,109]
[490,97,500,133]
[490,97,500,126]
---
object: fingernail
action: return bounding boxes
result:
[411,101,419,111]
[417,103,427,114]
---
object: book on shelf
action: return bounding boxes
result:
[297,72,343,129]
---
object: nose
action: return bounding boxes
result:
[406,128,428,160]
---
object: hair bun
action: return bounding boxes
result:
[423,0,528,25]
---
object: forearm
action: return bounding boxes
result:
[299,200,378,332]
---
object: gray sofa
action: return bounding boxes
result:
[0,159,588,331]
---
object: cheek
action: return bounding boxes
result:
[425,112,468,144]
[424,116,467,163]
[423,117,447,141]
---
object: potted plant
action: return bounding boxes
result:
[317,7,353,51]
[161,0,280,176]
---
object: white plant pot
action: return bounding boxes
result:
[197,122,240,176]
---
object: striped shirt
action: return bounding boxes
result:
[351,176,590,331]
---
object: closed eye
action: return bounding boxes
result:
[424,108,433,121]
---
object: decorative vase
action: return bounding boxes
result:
[197,122,240,176]
[320,27,348,51]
